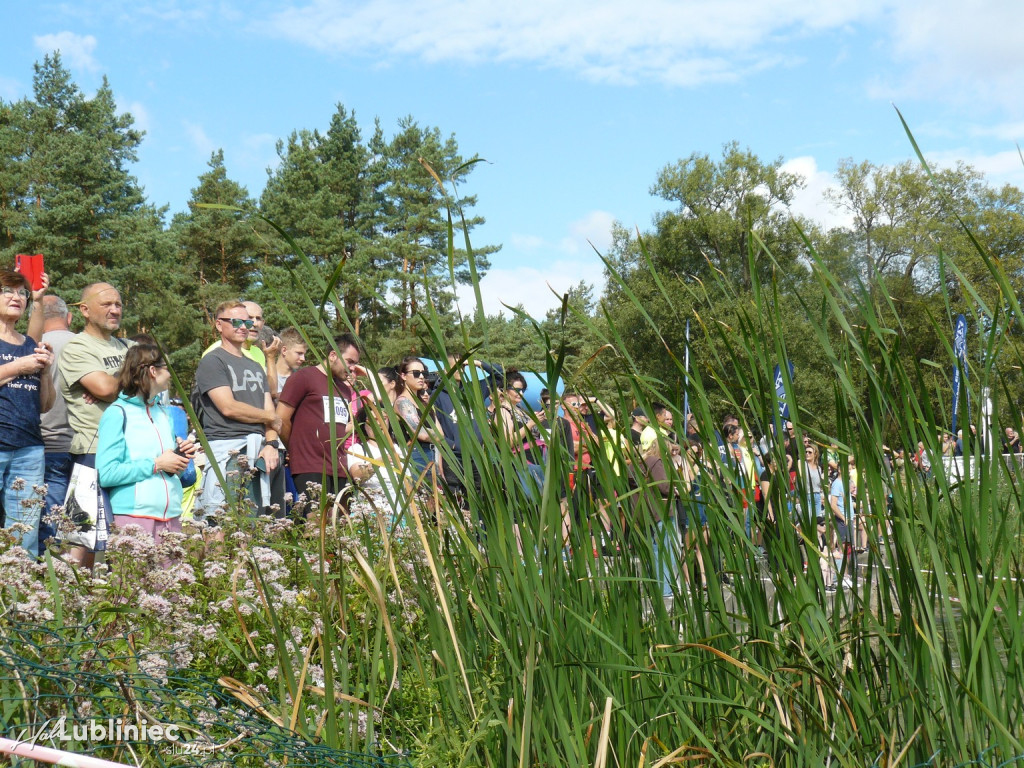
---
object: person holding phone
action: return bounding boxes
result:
[0,268,56,555]
[96,344,196,548]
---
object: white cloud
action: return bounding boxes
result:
[457,258,604,320]
[925,148,1024,190]
[126,101,152,133]
[183,121,216,157]
[882,0,1024,113]
[260,0,879,86]
[780,156,852,231]
[33,31,99,72]
[458,210,614,317]
[969,122,1024,143]
[509,233,545,251]
[558,210,616,256]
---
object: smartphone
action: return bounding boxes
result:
[174,431,197,457]
[15,253,44,292]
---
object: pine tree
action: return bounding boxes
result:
[172,149,261,290]
[370,116,496,335]
[259,105,382,332]
[0,54,155,292]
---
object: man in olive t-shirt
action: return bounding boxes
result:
[56,282,132,562]
[58,283,133,456]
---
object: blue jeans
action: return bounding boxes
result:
[41,451,74,552]
[517,462,545,501]
[0,445,45,556]
[651,517,679,598]
[806,491,822,518]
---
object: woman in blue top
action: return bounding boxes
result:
[96,344,196,548]
[0,268,55,556]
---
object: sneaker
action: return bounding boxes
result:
[825,584,837,593]
[841,577,854,589]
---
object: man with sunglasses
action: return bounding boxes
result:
[201,299,276,375]
[194,301,282,521]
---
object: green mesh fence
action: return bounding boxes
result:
[0,623,412,767]
[887,751,1024,768]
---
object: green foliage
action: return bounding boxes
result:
[0,54,169,325]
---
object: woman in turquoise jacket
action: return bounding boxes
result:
[96,343,196,547]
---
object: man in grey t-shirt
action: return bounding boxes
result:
[194,301,281,520]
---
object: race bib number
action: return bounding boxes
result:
[322,396,351,425]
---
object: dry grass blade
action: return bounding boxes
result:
[344,540,401,709]
[594,697,614,768]
[218,676,285,728]
[406,494,478,719]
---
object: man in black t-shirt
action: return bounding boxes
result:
[629,407,648,447]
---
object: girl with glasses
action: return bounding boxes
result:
[96,344,197,552]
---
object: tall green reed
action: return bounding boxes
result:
[180,132,1024,766]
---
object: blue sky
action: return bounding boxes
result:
[3,0,1023,319]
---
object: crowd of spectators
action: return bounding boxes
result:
[0,273,1002,596]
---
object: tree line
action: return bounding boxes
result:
[0,54,496,371]
[3,54,1023,434]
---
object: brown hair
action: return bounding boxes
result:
[0,268,30,293]
[118,343,163,399]
[213,300,246,322]
[279,327,305,348]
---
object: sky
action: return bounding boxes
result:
[3,0,1024,320]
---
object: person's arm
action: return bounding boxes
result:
[263,339,280,401]
[25,272,49,343]
[206,386,280,428]
[38,351,55,413]
[276,401,297,447]
[259,391,280,471]
[761,475,775,522]
[77,370,121,402]
[97,407,188,488]
[0,348,50,388]
[830,490,845,523]
[396,397,432,443]
[58,339,119,402]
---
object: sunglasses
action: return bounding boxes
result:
[218,317,255,329]
[511,387,526,394]
[406,369,427,378]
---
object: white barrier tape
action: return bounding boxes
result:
[0,737,135,768]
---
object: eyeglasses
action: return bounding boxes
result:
[1,287,29,300]
[218,317,255,329]
[406,369,427,378]
[151,362,168,369]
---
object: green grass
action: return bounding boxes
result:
[5,128,1023,768]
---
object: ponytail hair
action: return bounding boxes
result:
[378,365,404,397]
